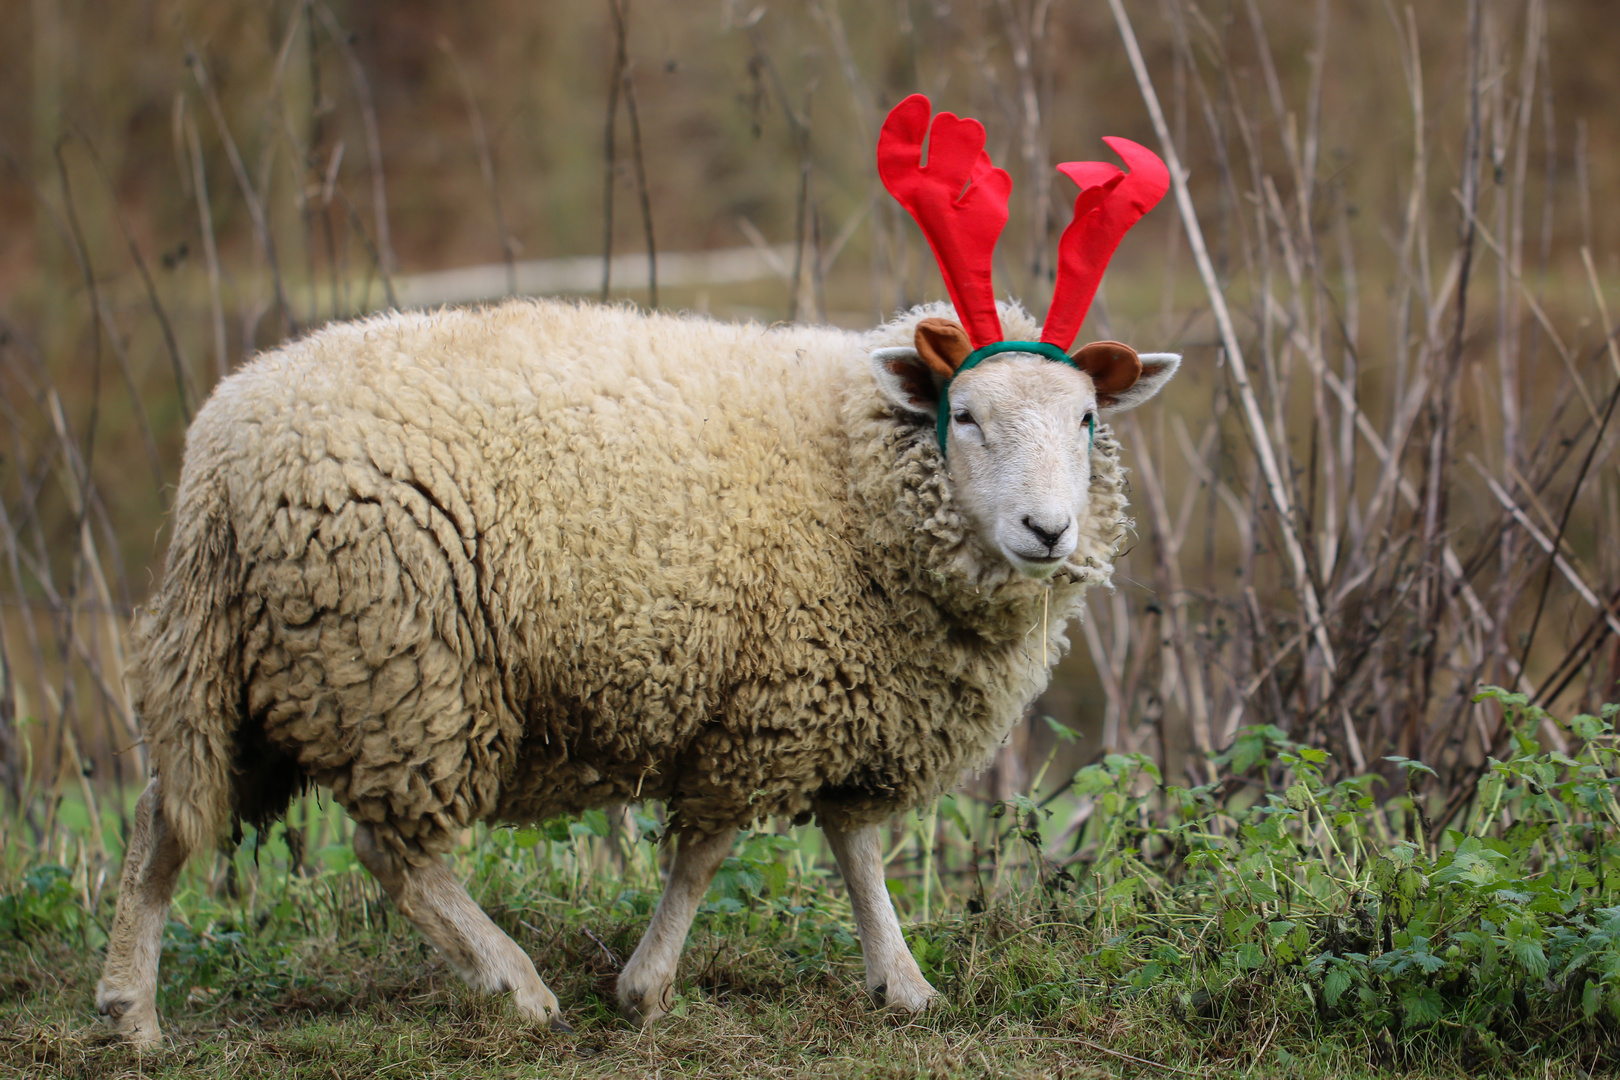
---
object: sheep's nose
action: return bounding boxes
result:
[1022,516,1069,550]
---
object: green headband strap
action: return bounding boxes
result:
[936,340,1094,454]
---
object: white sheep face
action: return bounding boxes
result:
[871,346,1181,579]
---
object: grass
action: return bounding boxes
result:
[2,689,1618,1078]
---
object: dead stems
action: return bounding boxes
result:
[600,0,658,307]
[744,18,818,322]
[313,1,398,293]
[1073,0,1617,816]
[1,0,1615,866]
[1109,0,1339,690]
[441,38,518,297]
[188,44,297,340]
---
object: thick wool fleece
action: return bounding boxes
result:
[135,299,1129,861]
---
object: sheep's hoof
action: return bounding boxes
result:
[96,986,163,1049]
[616,978,676,1027]
[512,983,570,1032]
[869,974,938,1014]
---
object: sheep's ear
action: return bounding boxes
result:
[1097,352,1180,413]
[913,318,972,377]
[1072,340,1142,395]
[870,347,946,420]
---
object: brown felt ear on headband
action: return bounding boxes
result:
[1072,340,1142,395]
[914,318,975,378]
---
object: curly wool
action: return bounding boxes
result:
[134,298,1129,861]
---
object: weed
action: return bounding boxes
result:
[0,866,83,942]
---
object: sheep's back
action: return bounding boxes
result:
[179,300,867,853]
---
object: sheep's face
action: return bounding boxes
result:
[944,357,1096,577]
[871,339,1180,579]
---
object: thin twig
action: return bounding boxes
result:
[440,38,518,297]
[581,925,623,969]
[1470,458,1620,637]
[600,0,626,301]
[313,1,398,292]
[608,0,657,308]
[71,133,197,422]
[998,1035,1200,1076]
[189,44,298,338]
[182,106,230,378]
[1513,374,1620,678]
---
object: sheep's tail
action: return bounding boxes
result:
[133,474,246,855]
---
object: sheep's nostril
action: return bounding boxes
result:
[1022,517,1069,549]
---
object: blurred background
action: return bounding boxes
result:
[2,0,1619,833]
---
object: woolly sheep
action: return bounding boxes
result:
[95,295,1179,1043]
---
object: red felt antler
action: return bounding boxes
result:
[1040,137,1169,351]
[878,94,1011,350]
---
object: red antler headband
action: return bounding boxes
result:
[876,94,1011,349]
[1042,140,1171,350]
[877,94,1169,451]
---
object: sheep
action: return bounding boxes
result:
[97,95,1181,1043]
[96,297,1179,1042]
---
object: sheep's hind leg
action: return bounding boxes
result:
[824,822,938,1012]
[353,823,569,1030]
[97,775,191,1047]
[616,827,736,1026]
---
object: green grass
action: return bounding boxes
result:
[3,688,1619,1078]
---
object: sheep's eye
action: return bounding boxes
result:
[953,410,978,426]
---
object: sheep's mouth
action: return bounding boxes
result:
[1006,551,1066,578]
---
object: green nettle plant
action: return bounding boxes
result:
[1301,691,1620,1047]
[0,865,85,941]
[1020,687,1620,1062]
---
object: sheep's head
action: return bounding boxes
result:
[871,316,1179,578]
[871,93,1180,578]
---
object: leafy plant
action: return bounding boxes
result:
[0,865,83,940]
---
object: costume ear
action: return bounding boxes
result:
[1097,352,1181,413]
[1072,340,1142,395]
[913,317,973,378]
[870,347,946,420]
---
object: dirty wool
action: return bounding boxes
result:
[136,298,1129,862]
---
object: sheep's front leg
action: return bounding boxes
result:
[97,775,191,1048]
[823,822,937,1012]
[616,828,736,1026]
[353,824,569,1030]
